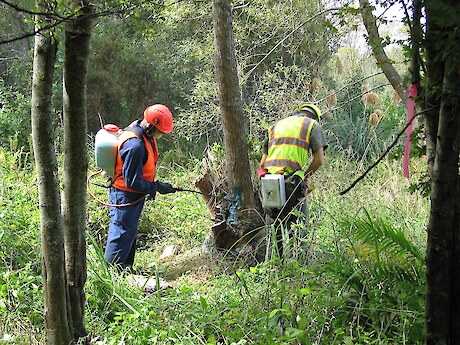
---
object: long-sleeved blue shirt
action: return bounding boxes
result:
[119,122,157,195]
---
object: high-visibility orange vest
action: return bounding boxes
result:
[112,130,158,193]
[264,115,315,179]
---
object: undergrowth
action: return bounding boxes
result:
[0,147,429,344]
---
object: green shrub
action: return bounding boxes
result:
[0,79,32,150]
[0,148,43,342]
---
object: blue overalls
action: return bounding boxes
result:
[104,188,146,268]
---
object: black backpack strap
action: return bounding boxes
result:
[284,169,300,179]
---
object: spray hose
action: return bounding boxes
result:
[87,170,209,208]
[87,170,147,208]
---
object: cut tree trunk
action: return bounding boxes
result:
[195,162,265,255]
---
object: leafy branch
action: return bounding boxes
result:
[0,0,165,45]
[240,6,344,86]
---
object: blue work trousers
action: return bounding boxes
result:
[104,187,145,269]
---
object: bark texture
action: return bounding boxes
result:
[212,0,257,210]
[425,57,460,343]
[424,0,443,177]
[31,1,72,343]
[205,0,264,252]
[62,1,94,337]
[424,1,460,342]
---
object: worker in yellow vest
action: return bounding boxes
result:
[259,103,328,254]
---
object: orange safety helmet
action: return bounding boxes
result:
[143,104,174,134]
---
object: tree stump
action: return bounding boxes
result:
[194,163,265,256]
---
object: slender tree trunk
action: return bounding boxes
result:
[212,0,256,209]
[425,57,460,343]
[200,0,263,252]
[409,0,422,85]
[452,175,460,341]
[424,0,443,177]
[359,0,407,102]
[31,1,72,344]
[62,1,94,337]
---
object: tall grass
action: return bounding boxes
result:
[1,145,429,344]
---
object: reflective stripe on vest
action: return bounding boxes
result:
[112,130,158,193]
[265,116,315,176]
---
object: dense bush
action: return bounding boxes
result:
[0,80,32,150]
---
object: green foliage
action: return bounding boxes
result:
[0,148,39,270]
[2,145,429,344]
[0,148,43,343]
[0,2,34,90]
[139,176,211,253]
[87,7,208,134]
[246,64,317,140]
[330,211,426,342]
[0,79,32,150]
[324,70,406,162]
[345,210,424,265]
[233,0,340,75]
[174,0,348,147]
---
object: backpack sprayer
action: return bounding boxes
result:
[258,167,313,210]
[260,174,286,209]
[88,124,207,207]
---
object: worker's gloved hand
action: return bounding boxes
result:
[257,167,268,178]
[156,181,177,194]
[145,193,156,201]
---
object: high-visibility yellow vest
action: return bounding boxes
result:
[265,115,315,179]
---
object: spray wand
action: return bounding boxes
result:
[174,187,209,196]
[87,170,210,207]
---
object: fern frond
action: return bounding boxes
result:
[344,209,424,264]
[339,209,424,286]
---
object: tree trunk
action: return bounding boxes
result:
[424,1,460,342]
[62,1,93,338]
[452,175,460,341]
[212,0,256,209]
[31,1,72,344]
[206,0,264,251]
[409,0,422,85]
[359,0,407,102]
[425,58,460,343]
[423,0,443,177]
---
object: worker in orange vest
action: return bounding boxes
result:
[104,104,176,271]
